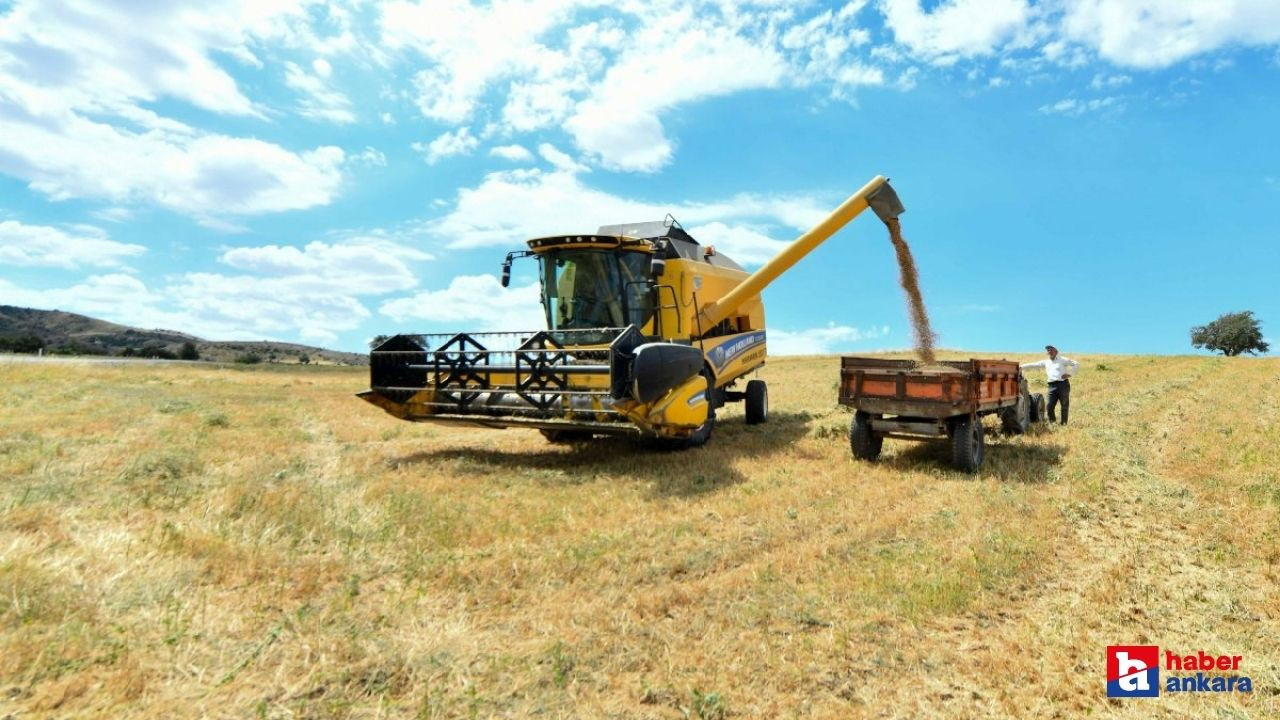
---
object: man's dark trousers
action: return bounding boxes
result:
[1048,380,1070,424]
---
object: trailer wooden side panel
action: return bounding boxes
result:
[838,357,1021,418]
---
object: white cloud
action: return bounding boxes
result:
[781,2,881,97]
[219,239,432,294]
[537,143,587,173]
[1038,96,1120,116]
[379,274,547,332]
[168,271,374,341]
[377,3,897,173]
[91,207,134,223]
[0,0,351,219]
[428,166,830,254]
[0,110,346,217]
[173,235,437,340]
[351,146,388,167]
[490,144,535,162]
[284,60,356,124]
[689,222,789,266]
[0,220,145,270]
[0,233,439,344]
[415,127,479,164]
[379,0,588,124]
[0,274,169,327]
[0,0,290,118]
[1061,0,1280,69]
[768,323,889,356]
[564,13,788,172]
[880,0,1032,65]
[1089,72,1131,90]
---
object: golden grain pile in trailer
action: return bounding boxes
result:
[359,175,904,447]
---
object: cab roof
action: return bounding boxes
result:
[527,218,745,272]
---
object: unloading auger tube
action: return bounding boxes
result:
[696,174,904,331]
[358,175,904,445]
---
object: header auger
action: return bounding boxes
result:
[358,175,904,448]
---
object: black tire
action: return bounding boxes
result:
[745,380,768,425]
[1030,393,1046,423]
[950,415,984,472]
[1001,391,1030,435]
[849,411,883,461]
[540,429,593,444]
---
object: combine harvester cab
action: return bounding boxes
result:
[359,175,905,447]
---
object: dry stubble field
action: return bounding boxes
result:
[1,352,1278,719]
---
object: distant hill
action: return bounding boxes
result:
[0,305,367,365]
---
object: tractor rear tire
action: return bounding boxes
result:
[849,411,882,461]
[745,380,768,425]
[1001,391,1030,435]
[950,415,984,472]
[541,429,593,444]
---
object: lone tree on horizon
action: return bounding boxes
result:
[1191,311,1269,356]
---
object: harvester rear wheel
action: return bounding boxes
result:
[849,411,882,461]
[745,380,768,424]
[949,416,984,472]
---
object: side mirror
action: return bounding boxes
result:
[650,253,666,279]
[500,260,511,287]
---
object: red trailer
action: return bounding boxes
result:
[838,357,1043,471]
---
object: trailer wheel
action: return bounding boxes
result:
[849,411,882,461]
[950,416,984,472]
[745,380,768,425]
[540,429,593,444]
[1001,391,1030,435]
[1029,393,1046,423]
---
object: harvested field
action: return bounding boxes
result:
[1,354,1277,718]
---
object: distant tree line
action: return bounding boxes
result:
[0,334,206,360]
[0,333,44,353]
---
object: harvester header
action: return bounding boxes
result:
[359,175,904,448]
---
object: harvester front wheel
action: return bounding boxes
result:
[745,380,768,425]
[849,411,882,461]
[949,416,984,472]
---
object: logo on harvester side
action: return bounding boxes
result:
[709,332,765,370]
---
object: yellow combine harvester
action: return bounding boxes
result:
[359,175,904,447]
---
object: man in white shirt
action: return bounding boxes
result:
[1021,345,1079,425]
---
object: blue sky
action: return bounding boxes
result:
[1,0,1277,356]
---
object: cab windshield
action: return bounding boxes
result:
[542,249,654,331]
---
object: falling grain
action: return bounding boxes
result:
[886,217,937,364]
